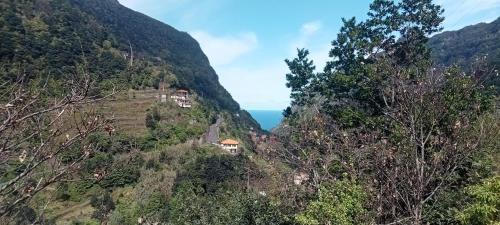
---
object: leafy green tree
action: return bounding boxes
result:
[295,180,368,225]
[281,1,496,224]
[167,181,208,225]
[99,153,143,188]
[141,191,168,216]
[285,48,316,107]
[285,0,445,119]
[455,176,500,225]
[176,154,248,193]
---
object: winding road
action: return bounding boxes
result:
[207,116,222,144]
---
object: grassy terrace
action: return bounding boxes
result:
[96,89,160,136]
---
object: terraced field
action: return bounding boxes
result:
[97,89,160,136]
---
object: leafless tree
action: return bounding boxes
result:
[0,70,115,221]
[276,62,498,224]
[370,63,498,224]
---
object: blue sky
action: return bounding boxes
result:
[118,0,500,110]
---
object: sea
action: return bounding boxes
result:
[247,110,283,131]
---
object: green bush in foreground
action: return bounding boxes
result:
[296,180,369,225]
[455,176,500,225]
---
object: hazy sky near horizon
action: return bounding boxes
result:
[118,0,500,110]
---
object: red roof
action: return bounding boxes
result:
[221,139,239,145]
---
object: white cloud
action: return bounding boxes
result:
[290,21,323,55]
[435,0,500,30]
[289,20,331,70]
[301,21,322,36]
[190,31,258,66]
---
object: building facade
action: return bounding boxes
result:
[170,89,192,108]
[220,139,239,155]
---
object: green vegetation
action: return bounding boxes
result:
[0,0,244,111]
[144,102,209,146]
[429,17,500,69]
[455,176,500,225]
[280,0,499,224]
[296,180,368,225]
[168,183,289,225]
[1,0,498,224]
[90,192,115,223]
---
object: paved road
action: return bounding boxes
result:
[207,116,222,144]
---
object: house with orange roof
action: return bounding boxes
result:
[220,139,239,154]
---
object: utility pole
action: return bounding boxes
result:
[128,40,134,66]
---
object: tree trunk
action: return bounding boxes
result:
[413,205,422,225]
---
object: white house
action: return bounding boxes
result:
[220,139,239,154]
[170,89,192,108]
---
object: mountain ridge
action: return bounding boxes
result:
[70,0,241,111]
[429,16,500,68]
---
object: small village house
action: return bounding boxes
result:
[293,171,310,185]
[220,139,239,154]
[170,88,192,108]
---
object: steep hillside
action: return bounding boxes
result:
[0,0,253,114]
[429,17,500,68]
[70,0,242,111]
[1,1,280,224]
[0,0,261,146]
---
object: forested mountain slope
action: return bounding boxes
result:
[0,0,249,113]
[429,17,500,69]
[1,1,278,224]
[71,0,242,111]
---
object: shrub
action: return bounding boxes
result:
[55,183,70,201]
[90,192,115,222]
[67,180,94,202]
[84,151,112,174]
[99,154,143,188]
[145,159,160,171]
[455,176,500,225]
[142,191,168,215]
[176,154,249,193]
[108,210,126,225]
[295,179,369,225]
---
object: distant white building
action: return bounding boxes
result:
[293,171,310,185]
[170,89,192,108]
[220,139,239,155]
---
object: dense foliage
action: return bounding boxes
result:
[1,0,498,224]
[0,0,250,112]
[455,176,500,225]
[281,0,499,224]
[295,180,368,225]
